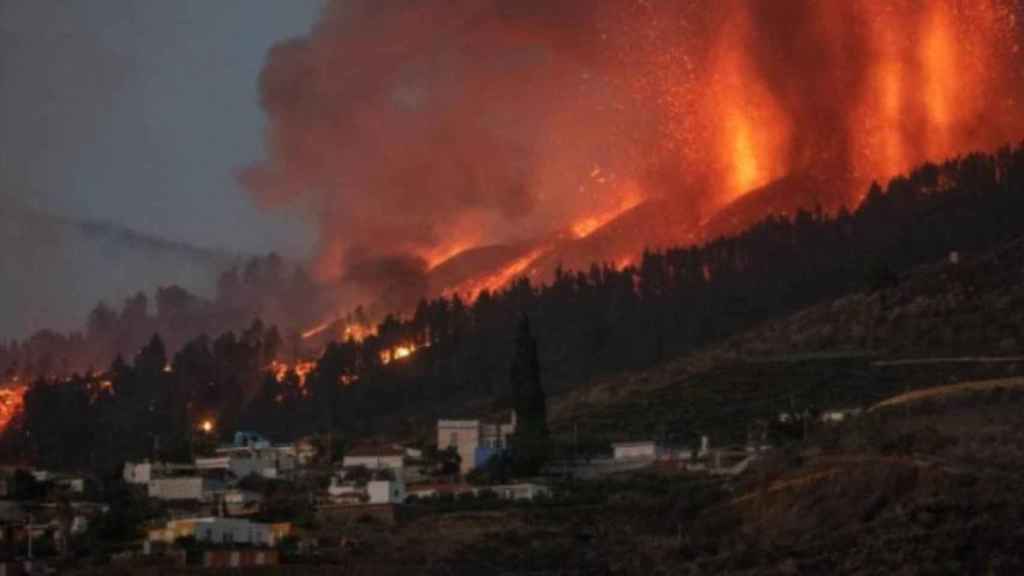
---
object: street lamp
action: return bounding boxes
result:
[190,417,216,461]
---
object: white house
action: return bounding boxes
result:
[612,441,663,461]
[231,431,271,450]
[124,462,154,485]
[437,411,517,475]
[148,517,290,547]
[342,444,406,471]
[407,482,550,502]
[820,408,863,424]
[436,420,480,475]
[54,476,86,494]
[223,489,264,516]
[124,461,195,485]
[326,473,406,505]
[275,438,317,466]
[367,479,406,504]
[147,476,223,502]
[490,483,551,501]
[327,478,365,504]
[198,447,294,480]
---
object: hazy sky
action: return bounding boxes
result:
[0,0,320,257]
[0,0,322,339]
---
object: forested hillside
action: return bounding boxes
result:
[4,144,1024,472]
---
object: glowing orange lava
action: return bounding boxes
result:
[446,245,550,301]
[850,0,1018,188]
[425,239,478,270]
[704,1,792,205]
[571,181,645,239]
[920,1,957,154]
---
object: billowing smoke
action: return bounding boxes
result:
[244,0,1024,310]
[241,1,648,289]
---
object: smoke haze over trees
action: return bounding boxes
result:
[0,253,324,382]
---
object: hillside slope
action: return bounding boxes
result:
[727,237,1024,358]
[549,235,1024,446]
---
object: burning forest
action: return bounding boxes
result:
[242,0,1024,326]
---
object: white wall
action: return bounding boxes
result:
[613,443,659,461]
[147,477,206,501]
[437,420,480,475]
[368,480,406,504]
[123,462,152,484]
[193,518,276,546]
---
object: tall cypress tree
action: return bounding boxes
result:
[509,314,548,475]
[511,314,546,434]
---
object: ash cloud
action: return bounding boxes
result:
[244,0,1024,305]
[241,0,639,286]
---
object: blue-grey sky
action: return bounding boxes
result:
[0,0,319,255]
[0,0,322,339]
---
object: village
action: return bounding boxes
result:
[0,404,865,573]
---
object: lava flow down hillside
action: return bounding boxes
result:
[241,0,1024,321]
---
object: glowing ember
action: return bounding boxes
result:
[0,385,27,431]
[380,343,419,365]
[200,419,215,434]
[269,360,317,393]
[342,323,375,342]
[301,322,332,340]
[302,320,376,342]
[614,256,635,271]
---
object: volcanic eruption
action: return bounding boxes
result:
[242,0,1024,328]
